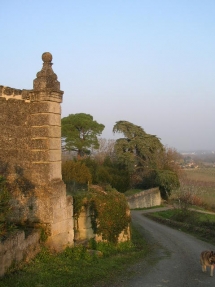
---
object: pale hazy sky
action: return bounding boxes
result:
[1,1,215,151]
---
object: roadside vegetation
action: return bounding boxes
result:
[146,166,215,244]
[0,224,151,287]
[146,208,215,245]
[61,114,181,198]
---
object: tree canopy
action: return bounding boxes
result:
[113,120,164,173]
[112,121,180,197]
[61,113,105,157]
[61,117,180,199]
[155,170,180,200]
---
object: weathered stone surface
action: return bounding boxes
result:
[4,87,14,95]
[30,113,61,126]
[0,53,74,262]
[31,126,61,138]
[33,52,61,92]
[30,91,63,103]
[31,162,62,183]
[0,86,24,99]
[31,150,61,162]
[0,230,40,277]
[126,188,161,209]
[30,101,61,114]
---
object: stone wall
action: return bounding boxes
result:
[74,206,95,244]
[0,230,40,277]
[74,206,130,244]
[126,188,161,209]
[0,52,74,252]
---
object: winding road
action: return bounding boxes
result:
[108,209,215,287]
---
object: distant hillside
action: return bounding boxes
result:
[180,150,215,166]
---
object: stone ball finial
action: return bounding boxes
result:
[42,52,52,63]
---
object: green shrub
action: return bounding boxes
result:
[155,170,180,200]
[62,160,92,184]
[171,209,199,224]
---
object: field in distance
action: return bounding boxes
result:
[172,167,215,209]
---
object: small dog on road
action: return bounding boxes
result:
[200,250,215,277]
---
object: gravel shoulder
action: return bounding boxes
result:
[102,209,215,287]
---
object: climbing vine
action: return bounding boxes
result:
[73,185,131,244]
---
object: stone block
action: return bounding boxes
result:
[31,138,49,150]
[30,113,61,126]
[77,226,94,241]
[31,150,61,162]
[67,205,73,219]
[0,138,30,150]
[53,207,67,223]
[50,197,61,210]
[31,138,61,150]
[46,231,72,251]
[30,91,63,103]
[30,101,61,114]
[67,217,73,231]
[31,161,62,183]
[49,138,61,150]
[51,220,68,236]
[0,126,31,137]
[31,126,61,138]
[60,195,67,209]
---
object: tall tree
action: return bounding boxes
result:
[113,120,180,197]
[155,170,180,200]
[113,120,163,174]
[61,113,105,157]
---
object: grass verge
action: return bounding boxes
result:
[0,224,150,287]
[145,208,215,245]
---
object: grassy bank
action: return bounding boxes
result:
[0,224,150,287]
[146,208,215,245]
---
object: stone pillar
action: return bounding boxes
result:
[30,52,63,185]
[28,53,74,250]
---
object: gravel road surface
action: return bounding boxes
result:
[107,209,215,287]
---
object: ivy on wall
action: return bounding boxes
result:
[73,185,131,244]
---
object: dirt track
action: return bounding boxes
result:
[105,209,215,287]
